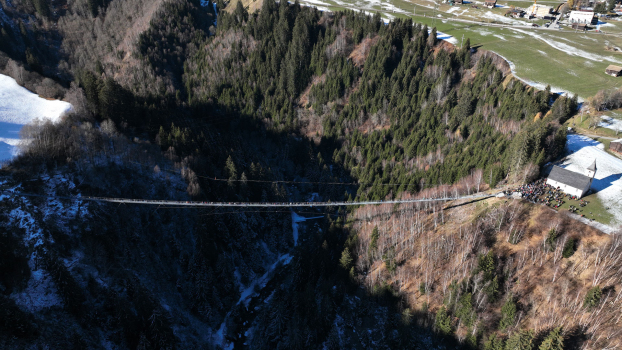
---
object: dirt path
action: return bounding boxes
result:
[573,131,619,140]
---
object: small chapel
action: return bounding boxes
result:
[546,160,596,198]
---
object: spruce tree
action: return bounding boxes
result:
[499,297,517,330]
[435,306,452,336]
[538,327,564,350]
[484,334,506,350]
[339,247,353,270]
[505,329,534,350]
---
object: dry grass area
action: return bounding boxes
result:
[351,191,622,348]
[298,74,326,108]
[225,0,265,14]
[348,35,379,68]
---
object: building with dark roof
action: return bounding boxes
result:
[611,139,622,154]
[546,160,597,198]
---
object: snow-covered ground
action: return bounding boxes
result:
[0,74,72,162]
[561,134,622,226]
[599,115,622,132]
[292,211,323,246]
[3,173,90,312]
[213,211,322,349]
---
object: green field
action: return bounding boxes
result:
[299,0,622,98]
[553,191,614,225]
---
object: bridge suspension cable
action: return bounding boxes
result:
[0,190,495,207]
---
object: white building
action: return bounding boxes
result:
[568,10,597,24]
[546,160,596,198]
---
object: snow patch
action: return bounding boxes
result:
[291,211,323,246]
[562,134,622,226]
[511,29,622,65]
[12,268,62,312]
[237,254,293,307]
[599,115,622,132]
[0,74,72,162]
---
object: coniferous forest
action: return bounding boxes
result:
[3,0,617,349]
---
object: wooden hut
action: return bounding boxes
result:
[611,139,622,154]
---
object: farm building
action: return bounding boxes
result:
[611,139,622,154]
[527,4,552,17]
[605,65,622,77]
[569,10,598,24]
[546,160,597,198]
[484,0,497,8]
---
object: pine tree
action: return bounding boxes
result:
[499,297,517,330]
[435,306,452,335]
[339,247,353,270]
[539,327,564,350]
[505,329,534,350]
[33,0,51,18]
[484,334,506,350]
[562,238,576,258]
[370,226,379,251]
[584,286,602,309]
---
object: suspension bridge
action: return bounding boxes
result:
[0,190,497,208]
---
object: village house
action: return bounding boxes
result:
[611,139,622,154]
[605,65,622,77]
[568,10,598,24]
[527,4,552,18]
[546,160,597,198]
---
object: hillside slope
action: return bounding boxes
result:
[348,191,622,349]
[1,1,612,349]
